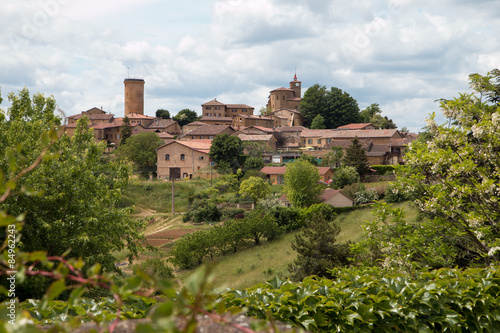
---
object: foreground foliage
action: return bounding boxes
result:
[224,266,500,332]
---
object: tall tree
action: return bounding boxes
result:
[209,133,243,171]
[119,116,133,145]
[0,89,146,298]
[173,109,199,126]
[320,146,343,168]
[288,206,351,281]
[392,69,500,266]
[155,109,170,119]
[310,114,326,129]
[239,176,271,203]
[284,158,323,207]
[300,84,361,129]
[360,103,397,129]
[115,131,163,173]
[342,137,369,177]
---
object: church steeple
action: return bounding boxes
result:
[290,72,301,98]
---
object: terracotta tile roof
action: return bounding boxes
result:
[184,121,207,127]
[260,166,331,175]
[199,116,233,122]
[126,113,155,119]
[243,126,275,133]
[157,132,174,139]
[273,108,303,114]
[275,126,306,132]
[320,188,341,201]
[237,134,274,142]
[288,97,301,101]
[146,118,178,128]
[186,125,234,136]
[336,123,374,130]
[390,137,416,146]
[157,139,212,151]
[271,87,293,92]
[67,114,83,119]
[202,99,225,106]
[300,129,335,138]
[226,104,254,109]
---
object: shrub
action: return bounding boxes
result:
[330,166,360,189]
[133,258,174,280]
[371,165,396,175]
[341,182,365,199]
[354,189,378,205]
[269,206,305,232]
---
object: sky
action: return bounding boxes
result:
[1,0,499,132]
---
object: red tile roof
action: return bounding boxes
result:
[337,123,374,130]
[202,99,225,106]
[186,125,234,136]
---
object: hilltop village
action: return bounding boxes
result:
[63,75,417,181]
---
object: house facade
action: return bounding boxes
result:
[181,125,235,141]
[260,166,333,185]
[267,74,302,112]
[156,140,212,180]
[232,115,274,129]
[201,99,254,118]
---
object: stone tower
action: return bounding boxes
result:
[290,73,301,99]
[124,78,145,116]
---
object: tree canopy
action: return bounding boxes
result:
[173,109,198,126]
[356,69,500,270]
[300,84,361,129]
[360,103,396,129]
[155,109,170,119]
[119,116,133,145]
[342,137,369,177]
[208,133,243,171]
[0,88,146,277]
[284,158,323,207]
[115,131,163,173]
[239,176,271,203]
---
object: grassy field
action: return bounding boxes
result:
[176,201,419,290]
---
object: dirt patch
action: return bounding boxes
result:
[145,228,196,247]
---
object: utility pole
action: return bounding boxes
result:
[171,176,175,217]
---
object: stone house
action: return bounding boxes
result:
[269,109,305,127]
[156,140,212,180]
[278,188,353,208]
[198,116,233,126]
[201,99,254,117]
[260,166,333,185]
[232,115,274,129]
[181,125,235,141]
[236,134,278,152]
[336,123,376,130]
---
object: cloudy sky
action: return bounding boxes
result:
[1,0,499,131]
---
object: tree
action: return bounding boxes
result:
[392,69,500,267]
[243,209,279,245]
[299,154,318,166]
[239,176,271,203]
[115,132,163,173]
[0,88,146,285]
[173,109,198,126]
[209,133,243,171]
[310,114,326,129]
[155,109,170,119]
[259,106,271,115]
[119,116,133,145]
[284,158,323,207]
[300,84,361,129]
[243,156,264,171]
[330,166,360,189]
[360,103,397,129]
[288,207,351,281]
[342,137,369,177]
[320,146,343,168]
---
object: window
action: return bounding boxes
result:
[232,109,236,112]
[206,113,211,116]
[117,134,120,139]
[206,107,212,110]
[215,107,220,110]
[192,136,196,139]
[317,139,321,144]
[242,109,247,112]
[283,96,285,100]
[200,136,204,139]
[165,154,170,160]
[209,136,214,139]
[183,173,188,178]
[199,156,204,160]
[278,175,284,184]
[327,138,332,143]
[180,154,185,161]
[307,139,312,144]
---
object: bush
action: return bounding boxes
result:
[354,189,378,205]
[371,165,396,175]
[221,207,246,220]
[384,182,410,203]
[133,258,174,280]
[330,166,360,189]
[269,206,305,232]
[243,156,265,171]
[183,202,221,223]
[341,182,365,199]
